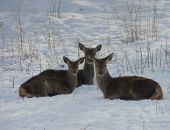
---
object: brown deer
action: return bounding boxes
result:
[94,53,163,100]
[19,57,85,98]
[77,42,102,87]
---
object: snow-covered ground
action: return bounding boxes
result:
[0,0,170,130]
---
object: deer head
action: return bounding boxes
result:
[79,42,102,64]
[63,56,85,75]
[93,53,113,76]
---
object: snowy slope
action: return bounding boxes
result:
[0,0,170,130]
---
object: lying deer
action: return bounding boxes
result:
[94,53,163,100]
[19,57,85,98]
[77,42,102,87]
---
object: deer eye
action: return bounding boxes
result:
[104,65,106,67]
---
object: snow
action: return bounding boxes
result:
[0,0,170,130]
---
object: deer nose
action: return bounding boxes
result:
[89,59,93,62]
[87,58,93,63]
[98,71,103,75]
[73,70,77,74]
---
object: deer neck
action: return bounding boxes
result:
[67,71,77,91]
[96,69,112,96]
[83,61,94,76]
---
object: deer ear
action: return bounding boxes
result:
[79,42,86,51]
[77,57,85,64]
[95,44,102,51]
[106,53,113,61]
[63,56,70,64]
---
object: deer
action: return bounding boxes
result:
[19,56,85,98]
[93,53,163,100]
[77,42,102,87]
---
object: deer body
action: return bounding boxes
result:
[19,57,84,98]
[77,62,94,86]
[94,54,163,100]
[77,43,102,87]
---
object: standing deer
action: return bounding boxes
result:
[94,53,163,100]
[77,42,102,87]
[19,57,85,98]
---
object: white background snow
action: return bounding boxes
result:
[0,0,170,130]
